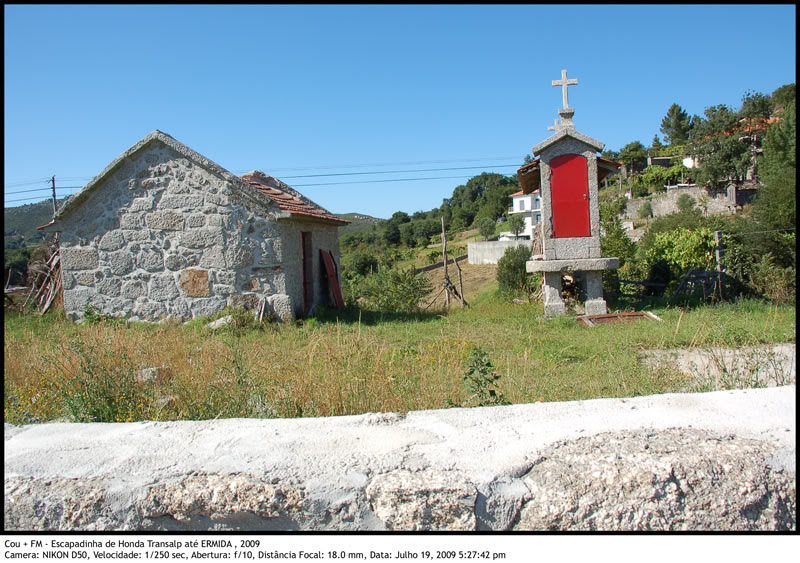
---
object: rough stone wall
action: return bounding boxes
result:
[623,185,734,220]
[53,141,295,322]
[538,138,602,260]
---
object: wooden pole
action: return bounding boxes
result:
[714,230,724,300]
[441,217,449,309]
[51,176,57,218]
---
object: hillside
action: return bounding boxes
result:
[336,212,385,234]
[4,199,68,248]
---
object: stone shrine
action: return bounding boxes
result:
[519,70,620,317]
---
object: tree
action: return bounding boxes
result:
[759,102,796,188]
[507,213,525,237]
[389,211,411,225]
[689,105,750,189]
[398,222,415,247]
[771,83,796,111]
[660,103,692,145]
[638,201,653,220]
[751,102,796,265]
[478,216,496,240]
[601,148,620,161]
[619,141,648,175]
[651,134,664,153]
[383,222,401,246]
[739,90,773,121]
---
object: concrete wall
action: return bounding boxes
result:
[623,185,735,220]
[468,241,532,265]
[4,386,795,531]
[52,140,339,323]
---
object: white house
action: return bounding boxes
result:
[500,189,542,240]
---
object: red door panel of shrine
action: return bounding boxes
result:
[550,154,590,238]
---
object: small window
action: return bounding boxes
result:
[519,199,525,211]
[534,213,541,224]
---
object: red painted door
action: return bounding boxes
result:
[550,154,590,238]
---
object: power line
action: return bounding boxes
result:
[280,164,520,180]
[293,173,515,188]
[6,162,523,194]
[4,170,517,204]
[727,228,796,237]
[3,178,51,188]
[231,155,522,173]
[4,186,82,196]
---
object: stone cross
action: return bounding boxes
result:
[547,118,560,133]
[552,69,578,110]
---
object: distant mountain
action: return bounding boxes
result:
[4,198,67,249]
[335,213,385,234]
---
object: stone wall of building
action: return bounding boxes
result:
[280,220,342,317]
[54,140,315,322]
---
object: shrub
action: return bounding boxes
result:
[496,245,539,301]
[749,254,796,304]
[342,251,378,277]
[638,201,653,219]
[643,227,718,289]
[676,193,696,213]
[361,266,433,312]
[427,250,443,265]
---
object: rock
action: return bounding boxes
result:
[515,428,796,531]
[206,315,233,330]
[365,470,477,530]
[136,366,168,384]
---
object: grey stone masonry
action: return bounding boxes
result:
[44,131,345,323]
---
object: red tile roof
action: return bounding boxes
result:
[241,172,349,225]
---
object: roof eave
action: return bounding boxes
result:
[533,129,604,156]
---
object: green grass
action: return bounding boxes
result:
[4,294,795,424]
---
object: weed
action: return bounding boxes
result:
[54,339,140,422]
[459,346,509,407]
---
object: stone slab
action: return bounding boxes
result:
[526,257,619,273]
[3,386,795,531]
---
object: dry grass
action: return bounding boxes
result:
[4,297,795,424]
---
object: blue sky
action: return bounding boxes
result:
[4,4,796,218]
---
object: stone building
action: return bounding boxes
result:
[41,130,348,322]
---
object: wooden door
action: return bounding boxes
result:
[302,231,312,315]
[550,154,590,238]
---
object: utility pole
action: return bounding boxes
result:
[50,176,57,218]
